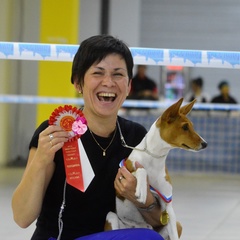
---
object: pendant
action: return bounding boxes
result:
[160,210,169,225]
[103,151,106,156]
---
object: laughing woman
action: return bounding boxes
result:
[12,35,164,240]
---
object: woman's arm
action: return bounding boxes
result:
[11,125,69,228]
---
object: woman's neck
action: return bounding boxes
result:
[83,109,117,137]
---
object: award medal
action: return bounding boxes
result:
[160,210,170,225]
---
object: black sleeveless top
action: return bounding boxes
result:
[29,116,147,240]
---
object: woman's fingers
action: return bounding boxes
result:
[114,166,137,201]
[40,126,70,146]
[35,125,71,164]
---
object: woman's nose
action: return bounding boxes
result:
[102,74,115,86]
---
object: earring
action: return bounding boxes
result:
[79,90,82,94]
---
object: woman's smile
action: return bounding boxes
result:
[97,92,117,102]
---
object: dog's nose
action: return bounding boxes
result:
[201,141,207,149]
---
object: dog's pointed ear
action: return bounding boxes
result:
[180,99,196,115]
[161,98,184,123]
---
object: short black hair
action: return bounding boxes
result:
[218,80,229,90]
[192,77,203,88]
[71,35,134,87]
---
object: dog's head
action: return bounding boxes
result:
[157,98,207,151]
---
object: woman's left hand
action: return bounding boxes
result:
[114,162,155,207]
[114,164,137,203]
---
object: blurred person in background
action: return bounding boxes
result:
[211,80,237,104]
[128,65,159,101]
[185,77,210,103]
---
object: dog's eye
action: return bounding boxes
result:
[182,124,189,131]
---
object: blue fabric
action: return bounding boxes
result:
[75,229,164,240]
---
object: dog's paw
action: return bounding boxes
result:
[105,212,120,230]
[135,168,148,204]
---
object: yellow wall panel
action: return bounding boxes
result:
[37,0,79,126]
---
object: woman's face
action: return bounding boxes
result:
[75,53,131,117]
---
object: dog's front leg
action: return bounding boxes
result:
[165,203,179,240]
[134,168,148,204]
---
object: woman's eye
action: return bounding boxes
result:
[93,72,103,75]
[113,73,122,76]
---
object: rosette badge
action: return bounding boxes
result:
[49,105,87,140]
[48,105,93,192]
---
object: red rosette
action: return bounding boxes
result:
[48,105,87,142]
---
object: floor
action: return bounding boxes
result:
[1,167,240,240]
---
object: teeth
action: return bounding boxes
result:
[98,93,116,97]
[97,92,116,102]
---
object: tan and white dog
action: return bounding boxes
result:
[105,98,207,240]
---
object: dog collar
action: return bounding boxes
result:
[119,159,127,168]
[150,186,172,203]
[117,120,167,159]
[119,159,172,204]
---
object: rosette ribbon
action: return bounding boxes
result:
[49,105,94,192]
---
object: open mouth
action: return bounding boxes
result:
[97,92,116,102]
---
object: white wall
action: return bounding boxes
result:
[109,0,141,47]
[79,0,141,47]
[79,0,101,41]
[140,0,240,102]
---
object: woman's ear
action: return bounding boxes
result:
[74,82,82,94]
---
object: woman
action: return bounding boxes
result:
[12,35,163,240]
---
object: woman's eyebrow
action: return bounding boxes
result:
[92,66,127,72]
[92,66,104,70]
[113,68,127,72]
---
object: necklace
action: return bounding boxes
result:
[89,127,117,156]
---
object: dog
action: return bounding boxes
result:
[105,98,207,240]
